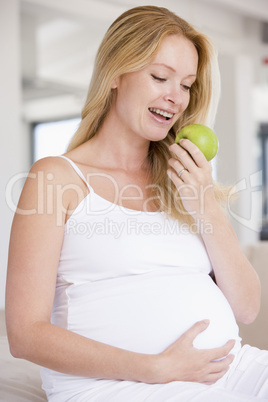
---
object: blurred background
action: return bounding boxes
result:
[1,0,268,311]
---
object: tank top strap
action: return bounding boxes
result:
[58,155,91,191]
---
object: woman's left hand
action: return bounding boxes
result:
[167,139,216,220]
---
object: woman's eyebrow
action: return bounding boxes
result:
[151,62,176,72]
[151,63,196,78]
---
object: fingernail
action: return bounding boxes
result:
[203,319,210,325]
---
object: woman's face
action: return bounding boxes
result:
[111,34,198,143]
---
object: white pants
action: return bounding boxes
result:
[47,345,268,401]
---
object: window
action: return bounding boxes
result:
[32,117,81,163]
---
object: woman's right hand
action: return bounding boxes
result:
[153,320,235,385]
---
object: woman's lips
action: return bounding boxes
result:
[148,107,175,124]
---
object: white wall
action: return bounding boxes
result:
[0,0,267,310]
[0,0,24,311]
[215,55,262,244]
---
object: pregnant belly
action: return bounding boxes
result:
[63,270,241,355]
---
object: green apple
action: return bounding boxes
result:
[175,124,219,161]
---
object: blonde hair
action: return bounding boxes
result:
[68,5,226,223]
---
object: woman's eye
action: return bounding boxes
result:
[151,74,166,82]
[181,84,191,92]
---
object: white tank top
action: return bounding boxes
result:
[42,155,241,395]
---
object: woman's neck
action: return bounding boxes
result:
[88,116,151,173]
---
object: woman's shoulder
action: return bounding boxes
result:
[30,155,67,172]
[21,156,88,224]
[29,155,78,185]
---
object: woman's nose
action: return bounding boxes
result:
[163,87,183,105]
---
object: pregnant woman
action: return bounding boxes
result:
[6,5,268,401]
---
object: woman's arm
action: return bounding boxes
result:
[5,157,153,381]
[197,203,260,324]
[168,140,261,324]
[6,156,235,385]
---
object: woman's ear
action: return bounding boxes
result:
[111,76,120,89]
[111,76,119,89]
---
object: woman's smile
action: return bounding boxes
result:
[148,107,175,122]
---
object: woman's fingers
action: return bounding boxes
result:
[167,159,189,183]
[203,354,235,384]
[208,339,236,362]
[169,139,208,169]
[169,142,196,173]
[179,321,235,364]
[203,367,230,385]
[168,141,212,184]
[158,321,236,384]
[167,141,215,218]
[179,320,211,345]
